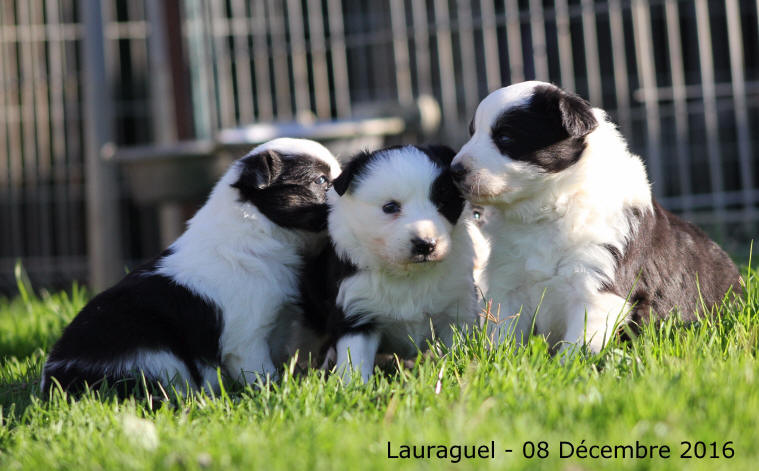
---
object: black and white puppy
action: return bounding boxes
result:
[299,145,478,382]
[451,81,741,353]
[41,138,341,394]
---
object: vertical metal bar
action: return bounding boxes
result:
[480,0,501,92]
[554,0,574,92]
[581,0,602,106]
[209,0,235,127]
[31,0,51,177]
[46,0,71,259]
[31,0,53,259]
[146,0,178,142]
[411,0,433,95]
[62,0,84,259]
[286,0,311,115]
[608,0,631,138]
[528,0,548,81]
[307,0,332,118]
[147,0,184,248]
[230,0,254,123]
[504,0,524,83]
[327,0,351,117]
[369,3,388,102]
[725,0,754,217]
[18,0,41,260]
[185,0,215,137]
[694,0,725,214]
[433,0,458,135]
[0,3,8,257]
[81,0,123,290]
[201,0,221,132]
[663,0,692,215]
[268,0,293,118]
[251,0,273,120]
[349,2,369,102]
[101,0,117,93]
[3,0,22,258]
[631,0,663,197]
[390,0,413,106]
[457,0,480,114]
[126,0,149,134]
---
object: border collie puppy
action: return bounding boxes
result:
[299,145,478,382]
[41,138,341,394]
[451,81,741,354]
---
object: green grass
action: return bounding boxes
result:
[0,261,757,470]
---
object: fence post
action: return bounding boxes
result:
[81,0,122,291]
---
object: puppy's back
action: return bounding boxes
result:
[604,201,741,326]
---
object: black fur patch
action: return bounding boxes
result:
[232,150,333,232]
[418,145,465,225]
[332,150,376,196]
[417,144,456,167]
[298,243,376,353]
[43,249,223,395]
[430,169,465,225]
[490,84,598,173]
[602,201,741,331]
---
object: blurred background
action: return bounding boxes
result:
[0,0,757,294]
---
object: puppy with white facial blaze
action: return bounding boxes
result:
[452,81,741,354]
[41,138,340,395]
[299,145,478,382]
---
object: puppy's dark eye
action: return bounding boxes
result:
[382,201,401,214]
[473,210,482,221]
[315,175,328,185]
[494,134,512,147]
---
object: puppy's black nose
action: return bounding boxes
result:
[411,237,437,256]
[450,163,468,181]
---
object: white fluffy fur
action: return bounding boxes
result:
[452,82,652,353]
[153,138,340,385]
[328,147,478,381]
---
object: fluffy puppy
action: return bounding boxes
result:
[451,81,741,353]
[299,145,478,382]
[41,138,340,394]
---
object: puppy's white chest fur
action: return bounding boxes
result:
[338,237,476,356]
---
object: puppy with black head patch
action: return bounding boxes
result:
[41,138,340,395]
[451,81,741,354]
[299,145,478,382]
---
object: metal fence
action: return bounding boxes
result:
[1,0,758,293]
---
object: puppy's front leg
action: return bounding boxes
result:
[558,292,631,355]
[335,331,381,383]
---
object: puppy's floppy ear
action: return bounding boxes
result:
[418,144,457,167]
[234,149,283,191]
[332,150,372,196]
[558,91,597,138]
[332,169,352,196]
